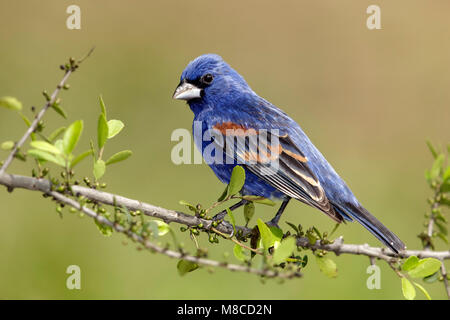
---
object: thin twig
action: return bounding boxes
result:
[48,188,300,279]
[211,226,262,255]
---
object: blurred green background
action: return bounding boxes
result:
[0,0,449,299]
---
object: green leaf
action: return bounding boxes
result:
[48,127,66,142]
[257,218,273,250]
[285,221,299,233]
[95,219,113,237]
[443,166,450,182]
[426,140,438,159]
[70,150,93,168]
[93,159,106,180]
[241,195,276,206]
[272,237,296,265]
[407,258,442,279]
[177,260,198,276]
[30,140,61,155]
[244,202,255,225]
[423,271,439,284]
[63,120,83,156]
[99,95,107,117]
[27,149,65,166]
[54,139,64,153]
[402,256,419,271]
[0,96,22,111]
[233,244,248,262]
[401,278,416,300]
[228,166,245,196]
[413,281,431,300]
[226,208,236,234]
[152,220,170,236]
[437,232,448,244]
[429,154,444,181]
[145,221,160,239]
[269,226,283,243]
[315,256,337,278]
[19,112,31,127]
[107,120,124,139]
[51,103,67,119]
[105,150,132,165]
[439,196,450,207]
[435,220,448,235]
[441,181,450,193]
[97,114,108,149]
[1,141,14,150]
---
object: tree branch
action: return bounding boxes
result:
[1,172,449,265]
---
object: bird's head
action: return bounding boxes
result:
[173,54,252,110]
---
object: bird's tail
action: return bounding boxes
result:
[335,203,406,253]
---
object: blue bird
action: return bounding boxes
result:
[173,54,405,253]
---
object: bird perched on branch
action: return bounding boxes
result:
[173,54,405,253]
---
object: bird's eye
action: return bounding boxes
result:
[201,73,214,85]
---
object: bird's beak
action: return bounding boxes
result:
[173,81,202,101]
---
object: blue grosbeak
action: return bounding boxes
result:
[173,54,405,253]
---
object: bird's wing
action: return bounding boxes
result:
[212,122,343,222]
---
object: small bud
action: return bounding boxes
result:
[63,84,70,90]
[37,121,45,132]
[197,223,203,229]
